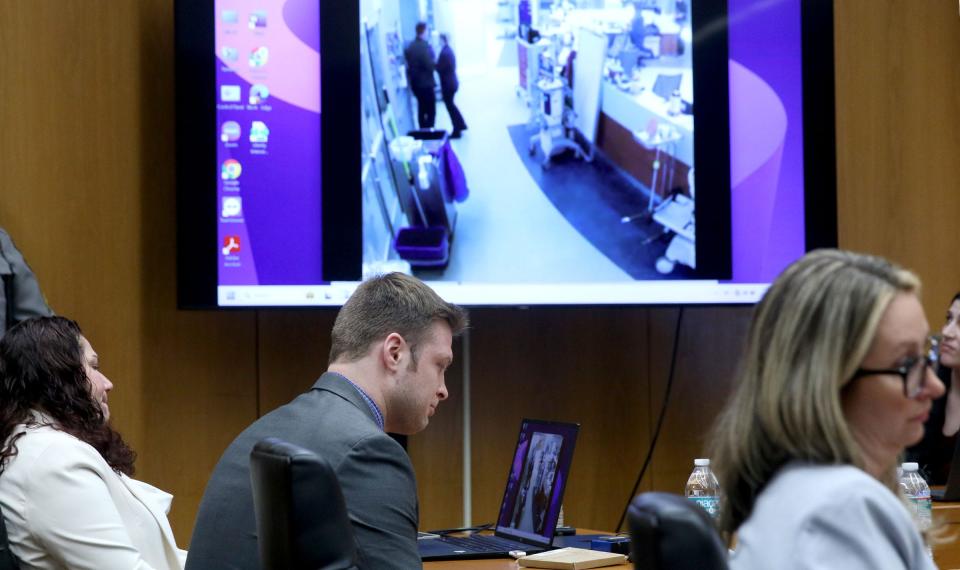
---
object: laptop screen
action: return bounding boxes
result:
[494,419,580,545]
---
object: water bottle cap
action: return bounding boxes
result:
[694,458,710,466]
[901,462,919,472]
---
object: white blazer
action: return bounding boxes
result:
[0,420,187,570]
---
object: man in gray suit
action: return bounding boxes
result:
[186,273,467,570]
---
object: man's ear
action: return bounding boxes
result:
[381,332,406,372]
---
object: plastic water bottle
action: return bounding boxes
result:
[899,462,932,531]
[685,458,720,519]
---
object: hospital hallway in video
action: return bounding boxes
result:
[362,0,697,283]
[424,1,692,282]
[421,8,632,283]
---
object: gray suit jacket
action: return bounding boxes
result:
[0,227,52,334]
[185,373,421,570]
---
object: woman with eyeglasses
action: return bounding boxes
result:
[907,292,960,484]
[0,316,186,569]
[710,249,942,569]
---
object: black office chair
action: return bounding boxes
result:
[0,505,20,570]
[249,438,359,570]
[628,492,728,570]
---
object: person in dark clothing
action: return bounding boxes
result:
[186,273,468,570]
[0,227,53,336]
[436,33,467,138]
[907,291,960,483]
[404,22,436,129]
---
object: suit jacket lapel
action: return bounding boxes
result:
[118,475,182,561]
[312,372,380,427]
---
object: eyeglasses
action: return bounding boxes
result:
[851,336,940,399]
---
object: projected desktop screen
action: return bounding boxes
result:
[214,0,322,295]
[176,0,835,308]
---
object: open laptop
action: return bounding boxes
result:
[418,419,580,561]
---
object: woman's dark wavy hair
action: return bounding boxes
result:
[0,316,136,475]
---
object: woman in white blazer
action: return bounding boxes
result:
[0,316,187,569]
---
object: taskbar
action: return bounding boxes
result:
[217,282,769,307]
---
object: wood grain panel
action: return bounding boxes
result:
[933,502,960,569]
[470,307,651,532]
[0,0,148,449]
[647,306,752,492]
[257,310,339,414]
[833,1,960,320]
[140,312,258,544]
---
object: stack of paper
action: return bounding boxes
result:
[517,547,628,569]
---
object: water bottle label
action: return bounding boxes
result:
[689,496,720,518]
[909,497,932,530]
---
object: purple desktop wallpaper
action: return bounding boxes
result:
[210,0,808,296]
[216,0,322,287]
[728,0,805,282]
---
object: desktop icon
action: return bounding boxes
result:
[221,196,243,218]
[249,10,267,29]
[220,121,241,142]
[249,46,269,68]
[222,236,241,255]
[220,46,239,63]
[221,9,238,24]
[249,84,270,105]
[249,121,269,143]
[221,159,242,180]
[220,85,241,102]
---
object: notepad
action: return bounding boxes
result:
[518,547,628,569]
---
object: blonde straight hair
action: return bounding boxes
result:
[709,249,920,536]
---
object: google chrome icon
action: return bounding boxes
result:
[221,159,242,180]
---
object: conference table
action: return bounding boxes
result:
[934,500,960,569]
[422,529,632,569]
[422,506,960,569]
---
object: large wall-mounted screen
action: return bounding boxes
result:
[176,0,835,308]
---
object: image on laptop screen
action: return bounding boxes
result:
[495,420,580,544]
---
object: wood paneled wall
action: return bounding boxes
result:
[0,0,958,546]
[833,1,960,320]
[0,0,262,543]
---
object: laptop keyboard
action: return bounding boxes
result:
[442,534,530,553]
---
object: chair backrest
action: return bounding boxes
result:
[628,492,728,570]
[249,438,358,570]
[0,504,20,570]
